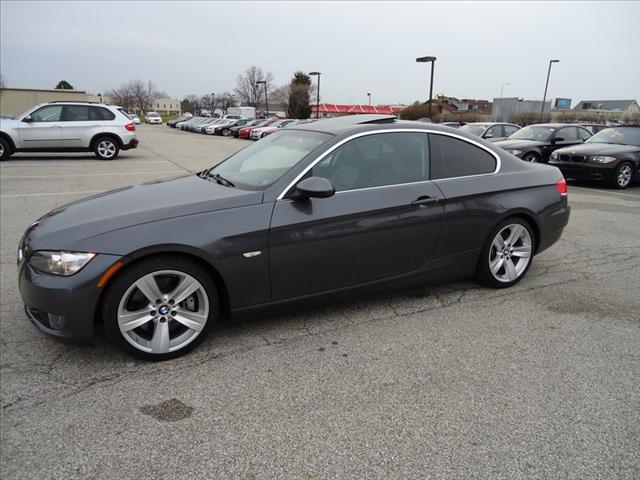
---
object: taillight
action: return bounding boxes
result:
[125,122,136,132]
[555,177,568,197]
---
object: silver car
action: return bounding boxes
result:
[0,101,139,160]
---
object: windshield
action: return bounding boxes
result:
[207,130,332,189]
[508,125,555,141]
[147,112,160,117]
[460,124,489,136]
[586,127,640,146]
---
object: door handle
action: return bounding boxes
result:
[412,196,439,206]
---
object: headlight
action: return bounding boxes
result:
[29,251,96,276]
[550,152,559,160]
[590,156,617,164]
[509,149,523,156]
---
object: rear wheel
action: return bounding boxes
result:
[0,137,12,161]
[102,256,218,360]
[612,162,633,189]
[94,137,120,160]
[522,152,540,163]
[476,218,535,288]
[222,128,231,137]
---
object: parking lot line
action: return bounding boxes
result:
[569,186,640,200]
[1,170,184,179]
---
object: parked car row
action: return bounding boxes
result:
[167,115,311,139]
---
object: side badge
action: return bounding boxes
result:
[242,251,262,258]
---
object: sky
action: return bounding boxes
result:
[1,1,639,106]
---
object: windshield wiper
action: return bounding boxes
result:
[209,173,235,188]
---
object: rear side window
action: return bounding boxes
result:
[429,133,496,179]
[504,125,520,137]
[577,128,592,141]
[63,105,90,121]
[90,106,116,121]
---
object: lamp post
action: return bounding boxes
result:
[309,71,321,119]
[500,82,510,98]
[367,92,371,106]
[416,56,436,118]
[97,92,102,104]
[256,80,268,117]
[541,59,559,119]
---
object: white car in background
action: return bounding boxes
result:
[249,119,298,139]
[145,112,162,124]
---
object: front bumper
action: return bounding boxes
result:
[548,160,615,181]
[18,253,124,343]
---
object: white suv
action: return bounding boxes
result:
[0,102,139,161]
[145,111,162,124]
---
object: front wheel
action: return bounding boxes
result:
[476,218,535,288]
[222,128,231,137]
[102,256,218,360]
[94,137,120,160]
[522,152,540,163]
[612,162,634,189]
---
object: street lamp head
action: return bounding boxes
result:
[416,56,436,63]
[550,59,560,63]
[256,80,266,85]
[309,71,320,76]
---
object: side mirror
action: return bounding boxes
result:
[22,115,32,123]
[295,176,335,199]
[483,132,493,139]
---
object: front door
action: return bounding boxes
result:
[16,105,63,148]
[269,131,444,300]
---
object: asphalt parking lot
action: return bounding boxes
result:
[1,125,639,479]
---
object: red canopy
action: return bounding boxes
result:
[310,103,404,115]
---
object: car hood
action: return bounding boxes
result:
[493,139,547,149]
[554,143,640,156]
[0,117,19,128]
[25,175,263,251]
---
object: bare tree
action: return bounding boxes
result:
[234,66,274,108]
[270,85,289,112]
[105,84,134,111]
[128,80,162,114]
[200,94,217,116]
[182,94,202,115]
[217,91,236,114]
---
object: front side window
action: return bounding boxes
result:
[429,133,496,179]
[504,125,520,137]
[311,132,429,192]
[486,125,504,138]
[208,130,331,190]
[556,127,578,140]
[508,125,555,141]
[29,105,63,122]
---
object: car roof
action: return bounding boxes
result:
[289,114,476,136]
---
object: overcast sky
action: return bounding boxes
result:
[1,1,638,106]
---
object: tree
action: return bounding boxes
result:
[287,71,312,119]
[128,80,161,114]
[182,94,202,115]
[55,80,74,90]
[270,85,289,112]
[200,94,217,116]
[234,66,273,109]
[217,91,236,114]
[105,84,134,111]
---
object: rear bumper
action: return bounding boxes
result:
[121,137,139,150]
[537,200,570,254]
[18,253,124,343]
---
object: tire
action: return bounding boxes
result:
[222,128,231,137]
[522,152,540,163]
[611,162,634,189]
[93,137,120,160]
[0,137,12,161]
[102,255,219,361]
[476,218,536,289]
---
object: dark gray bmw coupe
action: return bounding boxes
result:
[18,115,570,360]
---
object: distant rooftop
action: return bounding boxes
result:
[574,100,638,111]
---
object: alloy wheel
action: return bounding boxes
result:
[0,143,4,158]
[97,140,117,158]
[617,164,632,187]
[488,224,532,283]
[117,270,210,354]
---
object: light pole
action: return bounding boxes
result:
[541,59,559,119]
[97,92,102,104]
[256,80,268,117]
[309,71,321,119]
[367,92,371,106]
[500,82,510,98]
[416,56,436,118]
